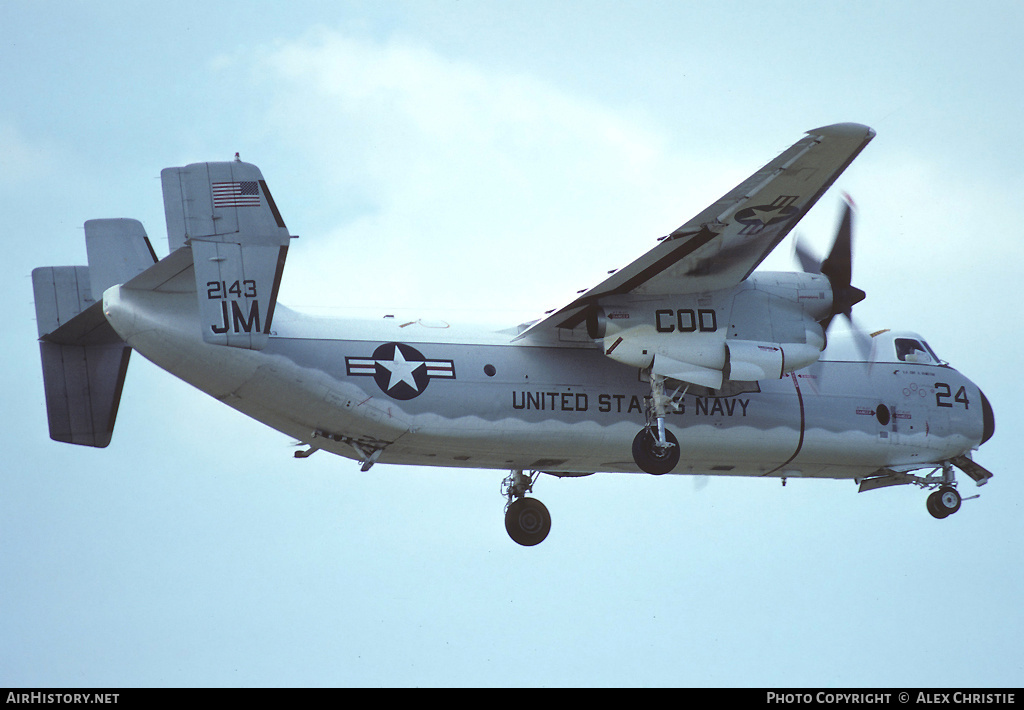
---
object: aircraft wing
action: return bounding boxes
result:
[515,122,875,339]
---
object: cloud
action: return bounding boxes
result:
[0,121,60,188]
[214,26,1022,354]
[220,29,750,316]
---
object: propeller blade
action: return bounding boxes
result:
[791,197,867,338]
[820,200,853,293]
[794,234,821,274]
[845,313,874,362]
[820,199,866,324]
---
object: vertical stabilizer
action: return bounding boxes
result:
[32,266,130,447]
[85,218,158,296]
[161,161,291,350]
[32,219,156,447]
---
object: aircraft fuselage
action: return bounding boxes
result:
[103,285,989,481]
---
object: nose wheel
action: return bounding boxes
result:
[925,462,964,519]
[927,486,962,519]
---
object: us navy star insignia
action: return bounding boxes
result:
[734,195,800,234]
[346,342,456,400]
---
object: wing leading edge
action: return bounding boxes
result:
[515,122,875,340]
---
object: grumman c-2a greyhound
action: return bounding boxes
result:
[33,123,995,546]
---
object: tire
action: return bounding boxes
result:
[505,497,551,546]
[926,491,949,519]
[632,427,680,475]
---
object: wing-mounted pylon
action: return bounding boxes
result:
[516,122,875,390]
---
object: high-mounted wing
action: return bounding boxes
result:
[516,123,875,340]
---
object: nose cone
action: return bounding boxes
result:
[980,389,995,445]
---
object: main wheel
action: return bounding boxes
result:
[505,497,551,546]
[632,427,680,475]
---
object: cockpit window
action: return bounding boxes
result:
[895,338,940,364]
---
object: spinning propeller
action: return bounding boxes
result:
[795,196,872,357]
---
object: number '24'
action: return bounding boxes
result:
[935,383,969,409]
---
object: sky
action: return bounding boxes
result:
[2,0,1022,688]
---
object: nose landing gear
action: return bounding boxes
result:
[925,462,965,520]
[859,458,989,519]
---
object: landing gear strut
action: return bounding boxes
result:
[632,371,681,475]
[501,470,551,546]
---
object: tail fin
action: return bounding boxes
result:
[85,218,158,296]
[161,160,291,350]
[33,219,156,447]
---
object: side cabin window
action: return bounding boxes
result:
[895,337,940,365]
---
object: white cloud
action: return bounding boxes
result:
[215,26,1022,368]
[226,29,748,318]
[0,121,59,187]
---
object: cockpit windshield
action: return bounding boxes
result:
[895,337,942,365]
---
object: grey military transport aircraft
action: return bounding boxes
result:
[33,123,995,545]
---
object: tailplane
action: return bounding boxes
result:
[32,219,156,447]
[34,160,293,447]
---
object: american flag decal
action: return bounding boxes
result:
[212,181,260,207]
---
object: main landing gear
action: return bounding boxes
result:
[502,470,551,546]
[632,372,681,475]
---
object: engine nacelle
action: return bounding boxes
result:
[603,324,726,388]
[602,325,824,388]
[592,274,828,388]
[725,338,823,381]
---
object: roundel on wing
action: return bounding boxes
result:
[734,202,798,231]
